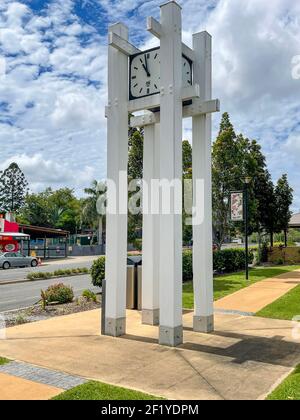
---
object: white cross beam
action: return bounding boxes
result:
[108,32,140,56]
[147,16,195,62]
[129,99,220,128]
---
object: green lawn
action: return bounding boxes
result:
[183,266,300,309]
[267,365,300,400]
[256,284,300,320]
[0,357,10,366]
[52,381,164,401]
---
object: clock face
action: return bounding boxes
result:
[129,48,192,100]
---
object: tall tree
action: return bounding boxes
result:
[275,174,293,247]
[128,128,144,244]
[212,114,274,249]
[82,180,106,245]
[128,130,144,179]
[182,140,193,244]
[212,113,244,248]
[253,168,277,250]
[0,163,28,213]
[182,140,192,178]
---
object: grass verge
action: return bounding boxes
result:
[0,357,10,366]
[256,284,300,320]
[27,267,89,281]
[267,365,300,400]
[52,381,164,401]
[183,265,300,309]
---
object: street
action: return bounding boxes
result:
[0,274,99,312]
[0,256,100,312]
[0,256,98,284]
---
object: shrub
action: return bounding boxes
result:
[183,250,193,282]
[133,239,143,252]
[44,283,74,304]
[91,248,254,286]
[259,242,269,263]
[91,256,105,288]
[213,248,254,273]
[82,289,97,303]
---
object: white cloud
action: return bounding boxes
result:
[0,0,299,210]
[0,153,97,193]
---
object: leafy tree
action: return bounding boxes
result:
[19,188,81,233]
[18,189,52,226]
[212,113,274,249]
[182,140,192,178]
[212,113,244,248]
[182,140,193,244]
[128,128,143,244]
[48,188,81,233]
[128,130,143,179]
[253,168,277,253]
[275,174,293,247]
[0,162,28,213]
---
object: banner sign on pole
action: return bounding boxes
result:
[230,192,244,222]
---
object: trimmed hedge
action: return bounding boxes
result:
[183,250,193,282]
[91,248,253,287]
[213,248,254,274]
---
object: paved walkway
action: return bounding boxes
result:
[215,269,300,314]
[0,372,62,400]
[0,309,300,400]
[0,361,86,400]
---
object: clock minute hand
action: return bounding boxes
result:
[142,55,151,77]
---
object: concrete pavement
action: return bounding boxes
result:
[0,274,99,312]
[215,269,300,314]
[0,309,299,400]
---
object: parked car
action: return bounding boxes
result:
[0,252,38,269]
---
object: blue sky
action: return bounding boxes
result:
[0,0,300,210]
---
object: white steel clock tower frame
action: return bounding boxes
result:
[104,1,220,346]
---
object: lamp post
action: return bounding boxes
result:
[244,177,251,281]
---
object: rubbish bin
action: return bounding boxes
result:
[137,265,142,310]
[126,257,142,310]
[127,256,142,267]
[126,265,136,309]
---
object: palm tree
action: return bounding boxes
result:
[82,180,106,245]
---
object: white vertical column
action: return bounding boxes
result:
[105,23,129,336]
[142,123,160,325]
[159,1,183,346]
[192,31,214,333]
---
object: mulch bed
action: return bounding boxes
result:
[2,296,102,328]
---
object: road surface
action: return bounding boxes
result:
[0,274,99,312]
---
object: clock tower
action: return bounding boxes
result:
[104,1,220,346]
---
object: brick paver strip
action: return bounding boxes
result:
[0,361,86,390]
[215,308,254,317]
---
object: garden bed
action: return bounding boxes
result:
[2,296,101,328]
